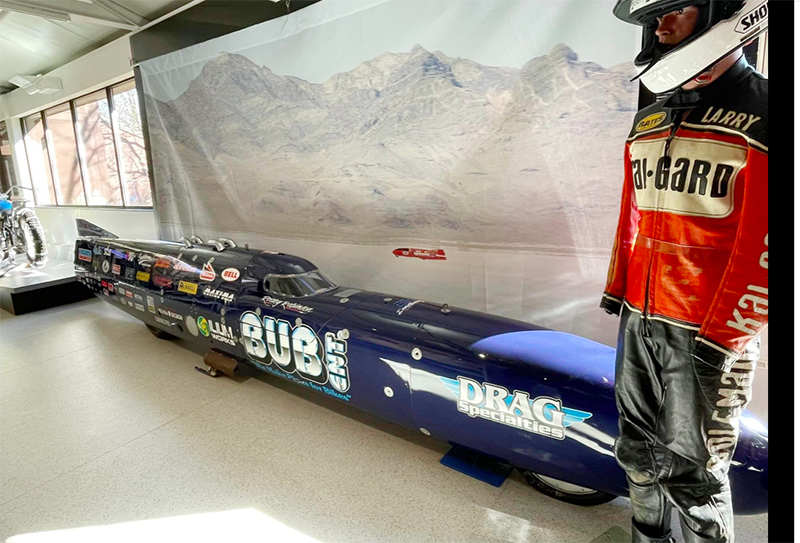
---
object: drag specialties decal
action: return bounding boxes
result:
[635,112,666,132]
[240,311,351,399]
[134,303,145,312]
[200,261,216,282]
[101,260,110,274]
[203,287,235,304]
[146,296,156,313]
[136,271,151,282]
[392,248,446,260]
[394,299,423,316]
[178,281,198,295]
[112,263,121,275]
[154,316,172,326]
[157,308,183,321]
[221,268,240,281]
[439,376,593,441]
[261,295,313,314]
[125,268,135,280]
[78,249,93,262]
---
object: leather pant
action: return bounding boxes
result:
[613,306,759,543]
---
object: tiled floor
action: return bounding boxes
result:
[0,299,768,542]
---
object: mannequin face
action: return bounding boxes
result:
[654,6,699,46]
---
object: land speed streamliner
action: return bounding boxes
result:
[73,220,768,512]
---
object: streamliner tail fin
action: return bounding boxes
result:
[76,219,118,239]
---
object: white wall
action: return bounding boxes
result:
[36,207,157,261]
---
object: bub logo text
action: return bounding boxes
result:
[240,311,349,393]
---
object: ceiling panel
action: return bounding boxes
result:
[0,0,194,95]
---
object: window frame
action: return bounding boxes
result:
[19,77,153,210]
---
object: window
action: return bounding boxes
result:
[20,78,152,208]
[264,270,338,298]
[22,114,57,205]
[75,90,122,206]
[112,80,151,206]
[45,103,86,205]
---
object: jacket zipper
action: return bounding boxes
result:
[642,110,688,337]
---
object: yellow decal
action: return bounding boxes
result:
[636,112,667,132]
[136,271,151,282]
[178,280,198,295]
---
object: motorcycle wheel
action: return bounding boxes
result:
[18,210,47,268]
[519,469,617,506]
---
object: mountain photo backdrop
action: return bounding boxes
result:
[145,41,636,252]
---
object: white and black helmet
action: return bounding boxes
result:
[613,0,768,93]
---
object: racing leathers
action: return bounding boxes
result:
[601,57,767,543]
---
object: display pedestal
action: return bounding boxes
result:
[0,258,93,315]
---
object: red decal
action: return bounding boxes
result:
[392,248,446,261]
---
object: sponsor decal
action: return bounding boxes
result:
[197,316,210,337]
[200,261,216,282]
[134,293,143,301]
[125,268,135,280]
[101,280,109,289]
[78,249,92,262]
[735,0,767,34]
[725,234,768,337]
[106,282,115,293]
[110,248,127,260]
[174,261,199,274]
[699,107,761,131]
[125,290,134,299]
[261,295,313,314]
[395,299,423,316]
[629,137,742,218]
[392,248,446,260]
[112,263,121,275]
[93,245,104,255]
[439,376,592,441]
[103,289,109,296]
[629,0,659,15]
[241,311,351,397]
[153,275,174,288]
[706,359,758,471]
[178,281,198,295]
[203,287,235,304]
[157,308,183,321]
[635,112,666,132]
[117,287,125,296]
[197,318,237,345]
[146,296,156,313]
[154,258,172,269]
[134,303,145,312]
[137,254,154,269]
[154,316,172,326]
[221,268,240,282]
[101,260,110,274]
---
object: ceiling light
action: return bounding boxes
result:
[9,75,63,95]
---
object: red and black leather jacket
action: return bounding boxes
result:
[601,57,767,361]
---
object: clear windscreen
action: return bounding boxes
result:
[264,269,337,298]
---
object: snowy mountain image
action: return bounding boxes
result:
[146,43,637,251]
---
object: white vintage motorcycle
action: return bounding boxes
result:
[0,186,47,277]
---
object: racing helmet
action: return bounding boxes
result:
[613,0,768,93]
